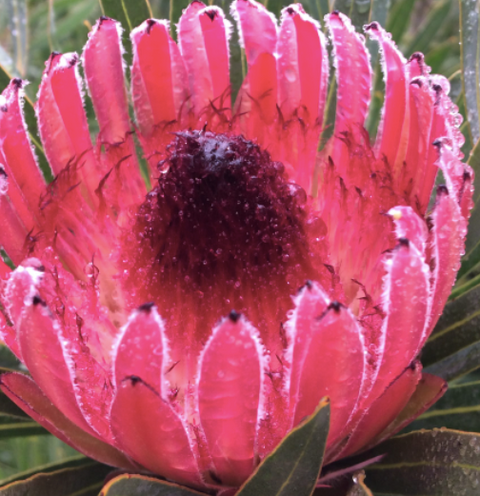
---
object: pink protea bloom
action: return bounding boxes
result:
[0,1,472,491]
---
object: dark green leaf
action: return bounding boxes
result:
[0,455,91,488]
[364,429,480,495]
[0,422,47,439]
[99,474,204,496]
[425,341,480,382]
[237,398,330,496]
[422,283,480,379]
[0,461,112,496]
[0,347,22,373]
[405,379,480,434]
[385,0,415,45]
[459,0,480,142]
[0,391,30,420]
[404,1,450,57]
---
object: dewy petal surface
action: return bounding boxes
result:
[197,315,264,487]
[0,2,471,492]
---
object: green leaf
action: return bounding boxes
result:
[0,455,91,488]
[385,0,415,45]
[405,379,480,434]
[404,1,451,57]
[0,391,30,420]
[423,283,480,380]
[237,398,330,496]
[0,422,47,439]
[0,461,112,496]
[364,429,480,495]
[425,341,480,382]
[99,474,204,496]
[459,0,480,143]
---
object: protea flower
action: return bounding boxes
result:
[0,0,472,492]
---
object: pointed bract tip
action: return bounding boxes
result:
[145,19,157,34]
[328,301,343,313]
[32,295,46,307]
[138,302,155,313]
[409,52,424,62]
[11,78,23,90]
[229,309,241,322]
[437,184,449,196]
[364,21,379,31]
[204,9,218,21]
[305,279,313,290]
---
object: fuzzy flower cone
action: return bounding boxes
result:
[0,0,473,492]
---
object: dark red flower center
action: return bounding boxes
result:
[122,131,330,380]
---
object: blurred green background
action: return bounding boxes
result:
[0,0,473,488]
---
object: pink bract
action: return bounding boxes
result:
[0,1,472,491]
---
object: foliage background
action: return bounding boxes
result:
[0,0,478,494]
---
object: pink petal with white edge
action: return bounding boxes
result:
[83,17,145,206]
[418,78,465,209]
[178,3,231,114]
[435,138,470,206]
[365,239,430,408]
[36,52,99,200]
[0,372,135,470]
[366,22,409,175]
[327,12,372,173]
[83,18,130,144]
[404,78,434,210]
[0,80,47,212]
[338,361,422,459]
[0,187,29,266]
[231,0,277,65]
[197,313,265,487]
[3,259,46,352]
[366,372,447,449]
[131,19,187,134]
[287,283,365,446]
[231,0,278,126]
[427,184,467,336]
[277,5,328,125]
[112,303,168,397]
[388,206,428,255]
[15,287,100,438]
[110,379,202,487]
